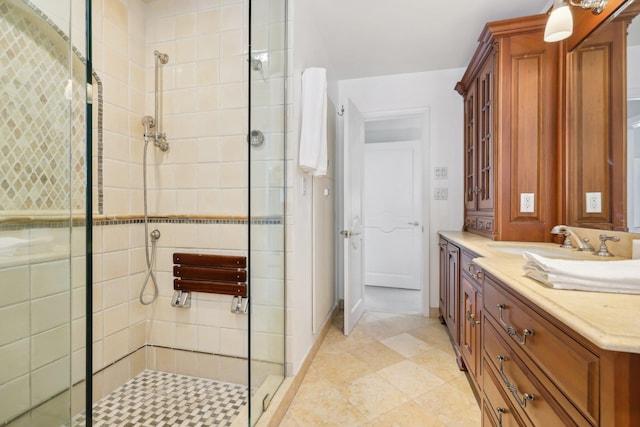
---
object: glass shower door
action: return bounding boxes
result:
[0,0,87,425]
[247,0,287,424]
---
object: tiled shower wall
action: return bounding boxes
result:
[0,0,286,420]
[91,0,285,401]
[0,0,86,212]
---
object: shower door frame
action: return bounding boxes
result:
[247,0,289,424]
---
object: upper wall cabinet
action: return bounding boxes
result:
[456,15,559,242]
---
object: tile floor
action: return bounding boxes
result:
[72,370,247,427]
[279,311,481,426]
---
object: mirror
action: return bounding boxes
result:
[567,0,640,231]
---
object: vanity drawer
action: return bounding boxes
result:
[483,275,599,422]
[483,358,528,427]
[484,320,584,427]
[461,248,481,280]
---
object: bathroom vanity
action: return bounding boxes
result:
[439,231,640,426]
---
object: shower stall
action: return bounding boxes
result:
[0,0,287,425]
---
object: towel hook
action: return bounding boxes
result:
[337,105,344,116]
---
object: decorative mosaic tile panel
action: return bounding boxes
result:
[71,370,247,427]
[0,0,86,211]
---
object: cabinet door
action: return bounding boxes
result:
[446,244,460,343]
[477,57,494,212]
[464,80,478,213]
[567,19,627,231]
[439,238,448,320]
[460,274,481,378]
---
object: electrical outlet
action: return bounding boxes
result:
[520,193,534,213]
[586,192,602,213]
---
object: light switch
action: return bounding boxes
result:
[434,167,448,180]
[434,188,448,200]
[520,193,534,213]
[586,192,602,213]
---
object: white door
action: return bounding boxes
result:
[342,99,366,335]
[364,141,422,290]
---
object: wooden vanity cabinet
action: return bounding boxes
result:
[460,249,482,391]
[439,235,483,393]
[483,271,640,426]
[439,238,461,346]
[456,14,559,241]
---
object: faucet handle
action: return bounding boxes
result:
[559,232,574,249]
[594,235,620,257]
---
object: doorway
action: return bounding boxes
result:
[340,107,428,334]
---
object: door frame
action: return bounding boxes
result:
[337,106,430,315]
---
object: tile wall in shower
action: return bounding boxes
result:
[0,226,86,425]
[0,0,86,212]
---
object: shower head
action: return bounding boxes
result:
[154,50,169,64]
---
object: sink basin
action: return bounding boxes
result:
[487,243,588,259]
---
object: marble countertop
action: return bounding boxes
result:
[439,231,640,354]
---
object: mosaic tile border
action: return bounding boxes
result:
[0,216,284,230]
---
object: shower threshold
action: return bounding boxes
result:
[72,370,247,427]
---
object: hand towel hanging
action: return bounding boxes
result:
[299,68,328,176]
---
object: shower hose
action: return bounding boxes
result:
[139,136,160,305]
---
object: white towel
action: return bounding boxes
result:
[522,252,640,294]
[299,68,328,176]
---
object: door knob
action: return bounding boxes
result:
[340,230,360,238]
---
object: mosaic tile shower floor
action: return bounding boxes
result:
[73,370,247,427]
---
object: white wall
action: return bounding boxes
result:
[286,0,338,374]
[338,69,465,314]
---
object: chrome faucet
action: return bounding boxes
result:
[550,225,594,252]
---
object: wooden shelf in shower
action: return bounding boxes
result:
[173,253,247,297]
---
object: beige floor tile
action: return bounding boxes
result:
[361,400,445,427]
[320,326,376,354]
[380,333,432,358]
[411,346,466,382]
[408,324,452,349]
[414,381,481,427]
[378,314,436,333]
[278,411,302,427]
[338,372,409,421]
[280,311,481,426]
[310,350,373,385]
[357,319,404,341]
[377,360,446,398]
[347,340,406,371]
[288,386,368,426]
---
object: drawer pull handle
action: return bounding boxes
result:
[497,355,535,408]
[496,407,506,427]
[467,263,484,281]
[497,304,534,345]
[466,310,480,326]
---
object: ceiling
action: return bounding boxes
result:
[305,0,553,80]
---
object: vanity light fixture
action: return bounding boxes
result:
[544,0,609,42]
